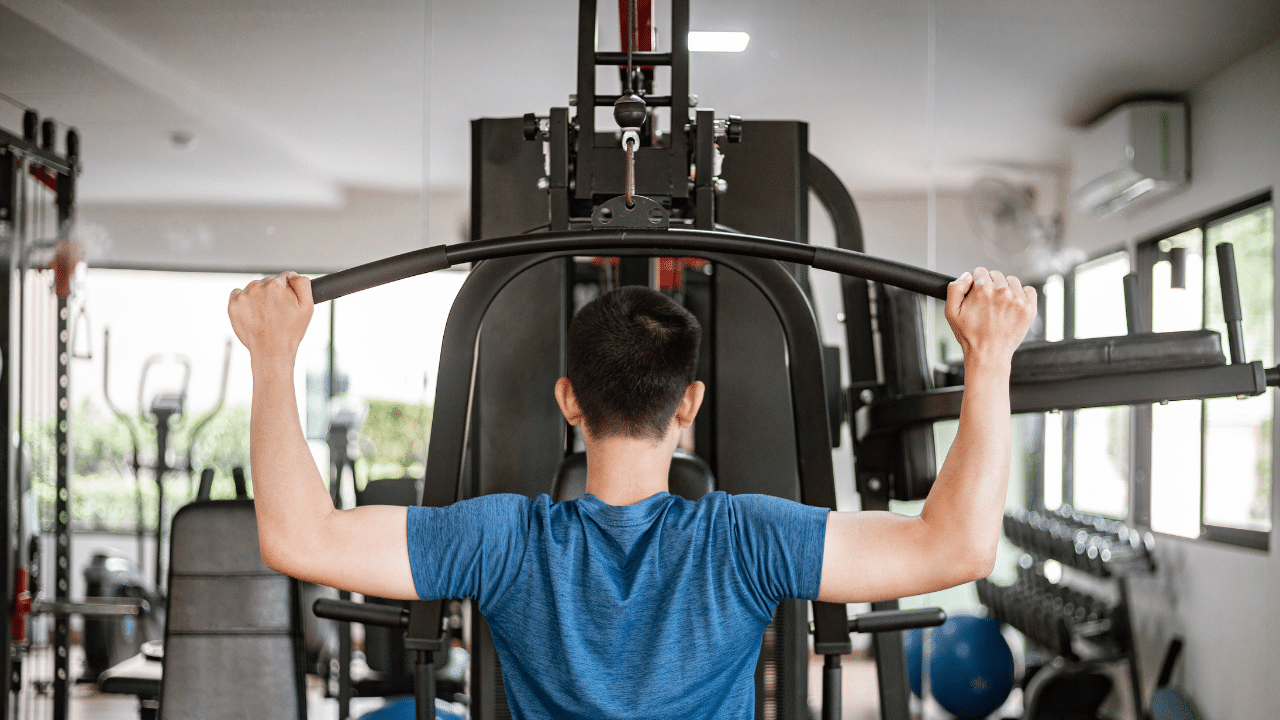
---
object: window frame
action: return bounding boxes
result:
[1133,191,1273,551]
[1030,192,1273,552]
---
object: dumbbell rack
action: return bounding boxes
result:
[977,506,1156,720]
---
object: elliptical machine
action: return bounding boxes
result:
[83,331,230,680]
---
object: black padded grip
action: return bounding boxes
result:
[811,246,952,300]
[310,245,451,304]
[1216,243,1247,364]
[312,598,408,629]
[1216,243,1243,324]
[848,607,947,633]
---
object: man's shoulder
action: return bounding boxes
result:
[412,493,544,524]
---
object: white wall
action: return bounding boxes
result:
[1057,40,1280,720]
[75,186,470,274]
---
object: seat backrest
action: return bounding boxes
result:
[159,500,307,719]
[550,450,715,503]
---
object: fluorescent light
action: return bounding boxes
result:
[688,31,749,53]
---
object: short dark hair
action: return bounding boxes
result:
[566,286,701,441]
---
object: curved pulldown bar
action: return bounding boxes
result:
[310,227,953,304]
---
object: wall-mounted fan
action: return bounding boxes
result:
[964,177,1061,257]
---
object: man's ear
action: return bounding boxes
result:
[674,381,705,429]
[555,377,583,427]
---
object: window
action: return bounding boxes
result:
[1068,252,1133,521]
[1029,196,1273,550]
[1149,229,1205,537]
[1143,199,1273,548]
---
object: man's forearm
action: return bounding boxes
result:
[249,356,335,572]
[918,358,1012,575]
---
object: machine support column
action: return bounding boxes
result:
[52,293,71,719]
[51,138,77,720]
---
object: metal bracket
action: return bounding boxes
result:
[591,194,669,229]
[403,637,446,652]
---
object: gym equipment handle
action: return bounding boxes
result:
[847,607,946,634]
[312,598,409,629]
[1216,242,1246,364]
[309,228,954,304]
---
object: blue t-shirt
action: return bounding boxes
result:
[406,490,828,720]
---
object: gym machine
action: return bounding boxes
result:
[102,333,233,594]
[836,202,1272,720]
[82,334,232,683]
[0,111,147,720]
[300,2,1276,720]
[311,0,952,717]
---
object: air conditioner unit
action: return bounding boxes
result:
[1069,101,1188,218]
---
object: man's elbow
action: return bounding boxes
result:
[958,539,998,583]
[965,551,997,582]
[932,536,998,587]
[258,532,303,578]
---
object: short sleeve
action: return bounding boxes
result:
[406,494,531,608]
[728,494,828,614]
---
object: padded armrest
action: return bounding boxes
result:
[943,330,1226,385]
[1011,330,1225,383]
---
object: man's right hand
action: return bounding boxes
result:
[819,266,1036,604]
[944,267,1037,368]
[228,272,314,363]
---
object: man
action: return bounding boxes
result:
[227,266,1035,719]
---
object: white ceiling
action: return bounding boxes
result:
[2,0,1279,207]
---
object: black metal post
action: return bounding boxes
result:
[152,412,172,590]
[405,601,443,720]
[859,485,912,720]
[1216,242,1246,364]
[694,109,715,230]
[1117,578,1146,720]
[324,301,353,718]
[1123,272,1141,334]
[549,108,570,231]
[0,147,16,720]
[51,141,76,720]
[821,654,842,720]
[53,292,70,720]
[669,0,690,201]
[413,650,436,720]
[573,0,597,202]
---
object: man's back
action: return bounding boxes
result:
[407,491,827,720]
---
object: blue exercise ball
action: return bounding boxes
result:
[1150,687,1199,720]
[902,614,1015,720]
[358,696,466,720]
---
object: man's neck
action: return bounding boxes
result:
[581,432,676,506]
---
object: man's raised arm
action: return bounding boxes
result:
[228,272,419,600]
[818,267,1037,604]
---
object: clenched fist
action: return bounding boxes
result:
[228,272,314,363]
[945,267,1037,368]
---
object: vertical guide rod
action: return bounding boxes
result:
[326,301,354,720]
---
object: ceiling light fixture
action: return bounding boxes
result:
[688,31,749,53]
